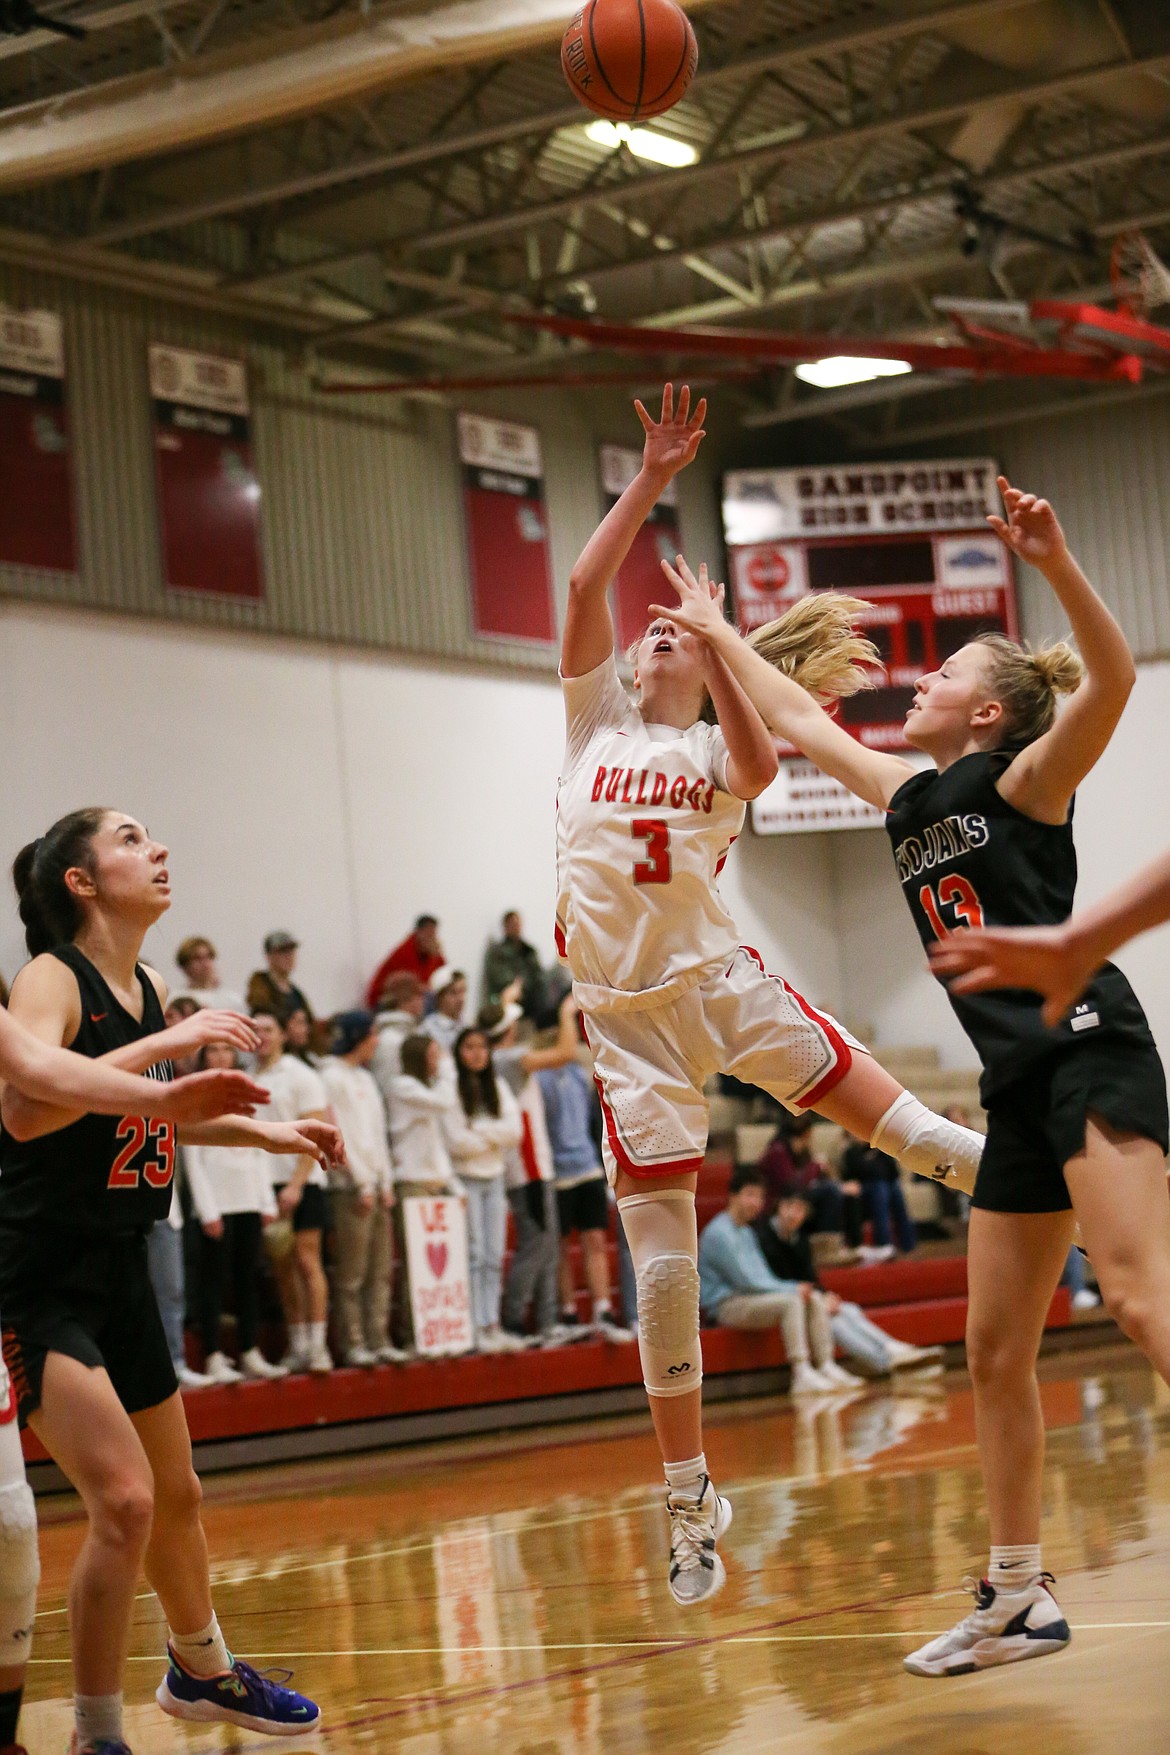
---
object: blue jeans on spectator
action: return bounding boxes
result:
[831,1300,897,1374]
[863,1179,916,1253]
[1061,1244,1088,1297]
[464,1175,509,1335]
[147,1218,187,1369]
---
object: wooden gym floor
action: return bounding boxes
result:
[19,1343,1170,1754]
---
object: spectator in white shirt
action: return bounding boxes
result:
[444,1027,523,1353]
[172,935,247,1015]
[422,966,468,1054]
[387,1034,460,1193]
[320,1011,407,1368]
[372,971,426,1099]
[252,1009,333,1374]
[184,1040,285,1384]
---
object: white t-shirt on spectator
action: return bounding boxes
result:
[253,1052,329,1189]
[172,983,248,1015]
[320,1056,394,1197]
[387,1074,459,1189]
[442,1078,522,1181]
[184,1143,276,1225]
[371,1010,418,1101]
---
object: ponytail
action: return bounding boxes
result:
[975,633,1084,747]
[745,593,879,703]
[13,807,108,957]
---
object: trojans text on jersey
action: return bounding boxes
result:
[894,813,989,882]
[591,764,716,814]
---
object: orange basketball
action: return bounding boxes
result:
[561,0,698,123]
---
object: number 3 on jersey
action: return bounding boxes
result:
[108,1117,176,1190]
[632,818,672,886]
[919,874,984,939]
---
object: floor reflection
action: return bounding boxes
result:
[20,1349,1170,1755]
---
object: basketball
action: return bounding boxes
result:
[561,0,698,122]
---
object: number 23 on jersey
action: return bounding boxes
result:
[108,1116,176,1190]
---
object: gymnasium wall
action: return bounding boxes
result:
[0,601,845,1017]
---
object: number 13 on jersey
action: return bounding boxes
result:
[919,874,984,939]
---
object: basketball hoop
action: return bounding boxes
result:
[1110,231,1170,317]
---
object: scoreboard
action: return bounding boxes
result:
[721,459,1018,832]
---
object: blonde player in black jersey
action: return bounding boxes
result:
[0,808,344,1754]
[0,986,265,1755]
[654,479,1170,1676]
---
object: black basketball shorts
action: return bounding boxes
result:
[0,1225,178,1427]
[555,1177,611,1236]
[975,1035,1170,1214]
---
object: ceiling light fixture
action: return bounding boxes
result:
[795,356,914,389]
[583,120,698,169]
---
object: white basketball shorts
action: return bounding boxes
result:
[581,945,865,1186]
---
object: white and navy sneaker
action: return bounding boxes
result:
[904,1573,1070,1677]
[157,1646,321,1734]
[666,1475,732,1607]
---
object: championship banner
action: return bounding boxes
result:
[458,412,556,645]
[722,459,1017,834]
[149,344,264,599]
[599,442,681,651]
[0,309,77,573]
[402,1195,474,1356]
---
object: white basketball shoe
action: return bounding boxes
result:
[904,1573,1070,1677]
[666,1475,733,1607]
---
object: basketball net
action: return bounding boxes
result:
[1110,230,1170,317]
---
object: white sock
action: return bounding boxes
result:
[664,1452,708,1499]
[290,1322,308,1352]
[169,1613,232,1677]
[309,1320,327,1349]
[988,1544,1042,1592]
[593,1299,611,1318]
[74,1692,124,1746]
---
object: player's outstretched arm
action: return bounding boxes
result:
[561,383,706,679]
[0,1005,267,1132]
[652,557,915,811]
[182,1113,345,1169]
[990,477,1135,821]
[930,845,1170,1024]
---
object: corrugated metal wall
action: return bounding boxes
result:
[0,264,721,671]
[960,392,1170,662]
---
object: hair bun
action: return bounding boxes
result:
[1030,641,1084,696]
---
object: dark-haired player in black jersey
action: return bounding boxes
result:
[653,484,1170,1680]
[0,806,345,1755]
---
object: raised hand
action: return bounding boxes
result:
[987,476,1068,569]
[154,1069,270,1125]
[161,1009,259,1058]
[650,555,727,642]
[928,922,1094,1026]
[633,384,708,483]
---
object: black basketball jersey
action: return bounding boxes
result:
[885,751,1155,1100]
[0,945,175,1235]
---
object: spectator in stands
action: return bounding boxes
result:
[173,935,246,1014]
[284,1004,320,1066]
[483,910,544,1018]
[247,930,315,1025]
[149,996,212,1389]
[422,966,468,1054]
[444,1027,524,1353]
[537,1057,632,1342]
[387,1034,460,1194]
[479,994,581,1345]
[757,1181,942,1376]
[185,1041,286,1383]
[761,1112,861,1244]
[320,1011,406,1367]
[840,1131,917,1255]
[697,1167,856,1395]
[252,1008,333,1373]
[372,972,427,1096]
[366,914,445,1010]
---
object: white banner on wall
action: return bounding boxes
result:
[0,309,65,378]
[752,753,933,836]
[402,1196,473,1356]
[724,459,1000,544]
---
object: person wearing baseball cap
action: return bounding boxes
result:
[421,966,468,1054]
[246,930,315,1025]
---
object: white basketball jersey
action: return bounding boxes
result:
[555,657,745,997]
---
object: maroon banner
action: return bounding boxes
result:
[599,443,682,652]
[149,345,263,600]
[0,310,77,574]
[457,413,555,645]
